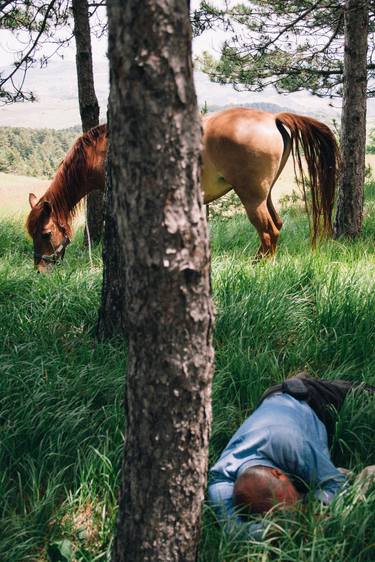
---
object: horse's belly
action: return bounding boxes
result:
[202,162,232,204]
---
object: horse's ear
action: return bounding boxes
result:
[29,193,38,208]
[59,222,68,233]
[42,201,52,216]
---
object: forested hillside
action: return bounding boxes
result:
[0,126,81,178]
[1,119,375,183]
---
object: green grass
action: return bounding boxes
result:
[1,186,375,561]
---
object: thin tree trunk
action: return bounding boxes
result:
[97,132,127,340]
[334,0,369,238]
[108,1,215,561]
[85,189,104,244]
[72,0,103,244]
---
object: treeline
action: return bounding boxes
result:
[0,125,81,178]
[2,122,375,180]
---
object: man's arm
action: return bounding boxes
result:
[208,479,266,540]
[301,440,347,504]
[208,479,237,521]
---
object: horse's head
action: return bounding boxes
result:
[27,193,70,273]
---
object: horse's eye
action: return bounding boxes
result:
[41,232,51,240]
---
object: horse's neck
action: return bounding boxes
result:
[45,141,105,217]
[72,175,96,202]
[44,169,91,223]
[71,179,91,207]
[47,178,85,211]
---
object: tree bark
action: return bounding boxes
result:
[334,0,369,238]
[108,1,215,561]
[72,0,103,244]
[97,132,127,340]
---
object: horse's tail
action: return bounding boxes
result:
[276,112,340,245]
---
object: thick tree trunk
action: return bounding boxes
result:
[72,0,103,244]
[108,1,215,561]
[334,0,369,238]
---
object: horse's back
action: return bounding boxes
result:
[202,107,286,202]
[204,107,282,146]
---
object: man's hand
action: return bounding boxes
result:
[354,465,375,495]
[337,467,351,477]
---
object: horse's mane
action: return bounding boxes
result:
[26,123,108,237]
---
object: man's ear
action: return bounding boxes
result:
[29,193,38,208]
[271,468,289,481]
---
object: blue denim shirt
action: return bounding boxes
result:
[208,393,346,538]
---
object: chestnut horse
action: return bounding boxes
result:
[27,124,108,272]
[26,108,339,272]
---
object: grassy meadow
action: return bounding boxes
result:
[0,181,375,561]
[0,173,49,218]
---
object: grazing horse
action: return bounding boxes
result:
[26,124,108,272]
[26,108,339,272]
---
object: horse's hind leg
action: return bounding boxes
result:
[265,120,291,233]
[267,193,283,231]
[239,197,281,258]
[253,204,281,258]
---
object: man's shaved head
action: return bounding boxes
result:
[233,465,301,514]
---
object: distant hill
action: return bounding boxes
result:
[207,102,293,113]
[0,125,81,179]
[0,59,340,129]
[205,101,330,121]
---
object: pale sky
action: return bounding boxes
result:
[0,1,226,63]
[0,1,353,128]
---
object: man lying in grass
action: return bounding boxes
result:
[208,373,375,539]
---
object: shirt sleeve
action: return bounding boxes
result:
[297,439,347,504]
[208,480,267,540]
[208,479,236,521]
